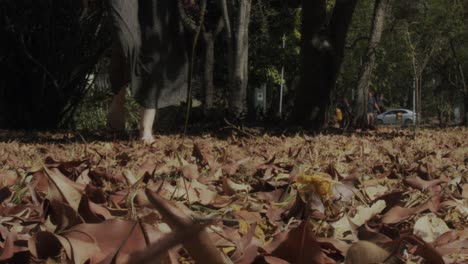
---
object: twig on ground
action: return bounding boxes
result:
[222,118,255,138]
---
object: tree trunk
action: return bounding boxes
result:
[292,0,357,129]
[352,0,391,128]
[464,92,468,125]
[203,32,215,112]
[450,41,468,125]
[227,0,251,119]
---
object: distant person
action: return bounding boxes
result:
[377,94,387,113]
[106,0,194,144]
[337,97,351,128]
[367,91,380,127]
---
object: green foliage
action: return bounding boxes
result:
[73,58,140,131]
[249,1,301,115]
[338,0,467,122]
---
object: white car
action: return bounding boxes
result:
[376,109,416,126]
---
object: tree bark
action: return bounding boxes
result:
[201,17,224,113]
[203,32,215,111]
[292,0,358,129]
[450,41,468,125]
[352,0,391,128]
[227,0,251,119]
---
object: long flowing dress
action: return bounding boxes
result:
[108,0,188,108]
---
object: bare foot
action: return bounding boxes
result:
[139,108,156,145]
[140,134,155,145]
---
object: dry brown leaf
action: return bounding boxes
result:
[268,221,336,264]
[0,170,19,187]
[413,213,451,243]
[350,200,386,226]
[0,229,16,261]
[43,166,84,211]
[230,222,259,264]
[222,178,252,196]
[404,176,447,191]
[0,128,466,263]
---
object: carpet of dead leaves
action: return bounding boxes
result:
[0,127,467,264]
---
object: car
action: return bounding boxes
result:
[376,109,416,126]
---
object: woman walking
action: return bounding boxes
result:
[107,0,193,143]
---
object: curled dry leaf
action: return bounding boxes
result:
[0,229,16,261]
[83,219,159,263]
[382,190,442,224]
[350,200,386,226]
[403,176,447,191]
[364,184,388,200]
[230,222,260,264]
[381,205,422,225]
[329,216,357,241]
[182,164,199,180]
[0,170,19,187]
[432,229,468,259]
[43,166,84,211]
[222,178,252,196]
[413,213,451,243]
[268,221,336,264]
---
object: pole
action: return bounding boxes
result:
[279,34,286,116]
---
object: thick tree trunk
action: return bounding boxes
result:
[291,0,328,128]
[352,0,390,128]
[227,0,251,119]
[292,0,357,129]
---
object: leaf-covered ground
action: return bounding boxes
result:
[0,128,467,264]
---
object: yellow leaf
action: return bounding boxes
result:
[239,220,249,234]
[296,173,338,200]
[222,246,236,254]
[46,258,58,264]
[239,220,267,243]
[231,204,242,212]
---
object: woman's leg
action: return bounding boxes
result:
[107,0,139,132]
[140,107,156,144]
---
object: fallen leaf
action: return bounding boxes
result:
[222,178,252,196]
[0,170,19,187]
[0,229,16,261]
[404,176,447,191]
[413,213,451,243]
[43,166,84,211]
[269,221,335,264]
[364,185,388,200]
[350,200,386,226]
